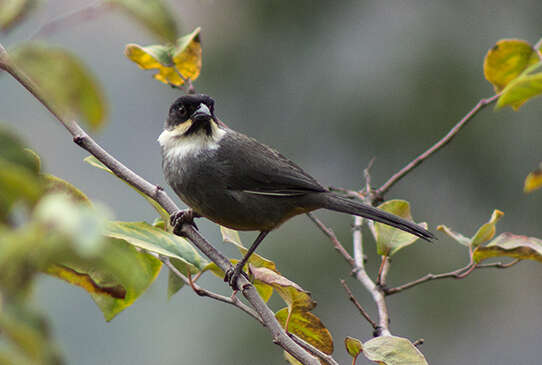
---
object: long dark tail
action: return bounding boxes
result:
[320,194,434,241]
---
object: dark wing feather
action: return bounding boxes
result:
[215,130,326,195]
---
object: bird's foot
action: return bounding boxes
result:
[224,264,250,291]
[170,209,200,235]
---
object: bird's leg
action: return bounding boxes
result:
[170,209,201,235]
[225,230,270,290]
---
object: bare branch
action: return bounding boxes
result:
[30,1,110,40]
[352,216,391,336]
[375,93,501,199]
[384,259,521,295]
[307,212,355,267]
[0,45,319,365]
[340,279,379,331]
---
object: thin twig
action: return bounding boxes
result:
[375,93,501,199]
[341,280,379,331]
[290,334,340,365]
[0,44,319,365]
[376,256,391,287]
[30,1,109,40]
[307,213,355,266]
[384,259,521,295]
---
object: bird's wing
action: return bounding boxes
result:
[215,131,327,196]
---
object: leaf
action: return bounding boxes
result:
[47,238,162,321]
[437,225,471,246]
[484,39,541,93]
[167,268,185,299]
[438,209,504,249]
[0,301,64,364]
[275,308,334,355]
[470,209,504,248]
[43,174,92,206]
[473,232,542,263]
[125,27,201,87]
[250,265,315,313]
[106,0,178,42]
[362,336,428,365]
[524,163,542,193]
[84,155,171,228]
[0,127,43,220]
[345,336,363,360]
[0,0,36,31]
[497,62,542,110]
[33,194,109,256]
[105,221,207,273]
[10,43,108,130]
[374,200,427,256]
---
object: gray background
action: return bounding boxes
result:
[1,1,541,364]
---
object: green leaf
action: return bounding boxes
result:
[362,336,428,365]
[125,27,201,87]
[524,163,542,193]
[374,200,427,256]
[275,308,334,356]
[9,43,108,130]
[0,301,64,364]
[473,232,542,263]
[84,155,171,229]
[470,209,503,248]
[167,268,185,299]
[0,0,36,31]
[33,194,109,256]
[46,237,162,321]
[44,174,92,206]
[0,127,40,173]
[497,62,542,110]
[105,221,207,273]
[484,39,541,93]
[106,0,178,42]
[345,336,363,360]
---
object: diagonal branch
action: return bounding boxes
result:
[340,279,379,332]
[374,93,501,200]
[0,44,320,365]
[306,212,355,267]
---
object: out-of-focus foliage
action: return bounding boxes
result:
[9,43,108,130]
[0,0,36,31]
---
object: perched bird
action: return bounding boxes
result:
[159,94,433,288]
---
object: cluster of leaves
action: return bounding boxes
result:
[483,38,542,192]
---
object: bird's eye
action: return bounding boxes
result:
[178,106,187,117]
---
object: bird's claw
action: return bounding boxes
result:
[170,209,200,235]
[224,265,250,291]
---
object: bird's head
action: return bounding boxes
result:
[158,94,225,153]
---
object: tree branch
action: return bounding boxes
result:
[0,44,319,365]
[340,279,379,332]
[375,93,501,200]
[290,334,340,365]
[306,212,355,267]
[384,259,521,295]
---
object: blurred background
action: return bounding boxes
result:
[2,1,542,364]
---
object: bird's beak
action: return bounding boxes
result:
[191,103,212,122]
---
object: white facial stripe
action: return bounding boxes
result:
[158,121,227,160]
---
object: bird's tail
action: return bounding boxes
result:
[320,194,434,241]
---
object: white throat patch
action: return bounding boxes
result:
[158,122,227,160]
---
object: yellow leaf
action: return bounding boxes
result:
[484,39,541,93]
[125,27,201,87]
[524,164,542,193]
[473,232,542,263]
[470,209,504,248]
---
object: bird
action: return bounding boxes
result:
[159,94,433,289]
